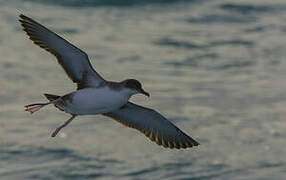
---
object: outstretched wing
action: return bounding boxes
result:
[104,102,199,149]
[19,14,105,89]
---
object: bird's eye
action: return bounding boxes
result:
[125,79,141,90]
[135,83,139,88]
[135,82,142,89]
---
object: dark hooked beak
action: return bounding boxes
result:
[140,89,150,97]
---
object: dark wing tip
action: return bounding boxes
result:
[19,14,32,21]
[139,118,200,149]
[19,14,34,31]
[145,130,199,149]
[19,15,26,26]
[169,128,200,149]
[175,138,200,149]
[193,140,200,146]
[185,133,200,146]
[19,14,25,19]
[181,134,200,149]
[19,14,32,24]
[18,14,59,57]
[19,14,38,29]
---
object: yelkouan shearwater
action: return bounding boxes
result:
[20,14,199,149]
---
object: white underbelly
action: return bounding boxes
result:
[65,87,129,115]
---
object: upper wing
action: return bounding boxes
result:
[104,102,199,149]
[19,14,105,89]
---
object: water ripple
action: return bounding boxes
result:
[154,38,205,50]
[165,53,217,67]
[187,14,256,24]
[0,144,121,179]
[123,167,159,177]
[155,38,254,50]
[208,40,254,47]
[214,60,255,70]
[220,3,283,14]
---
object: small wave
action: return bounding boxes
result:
[123,167,159,177]
[220,3,279,14]
[214,60,255,70]
[165,53,217,67]
[246,26,266,33]
[208,40,254,47]
[0,144,121,179]
[154,38,205,50]
[187,14,256,24]
[155,38,254,50]
[258,162,285,169]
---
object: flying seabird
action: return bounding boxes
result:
[19,14,199,149]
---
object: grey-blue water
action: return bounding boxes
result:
[1,0,286,179]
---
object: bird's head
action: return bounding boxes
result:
[122,79,150,97]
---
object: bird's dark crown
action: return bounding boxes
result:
[122,79,142,90]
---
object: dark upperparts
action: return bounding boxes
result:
[97,79,150,97]
[122,79,142,90]
[122,79,150,97]
[102,79,142,90]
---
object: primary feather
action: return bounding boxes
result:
[19,14,105,89]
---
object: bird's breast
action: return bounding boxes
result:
[65,87,130,115]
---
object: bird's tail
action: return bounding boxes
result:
[44,93,60,101]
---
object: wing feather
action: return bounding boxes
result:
[104,102,199,149]
[19,14,105,89]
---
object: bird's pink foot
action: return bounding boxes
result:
[25,103,46,114]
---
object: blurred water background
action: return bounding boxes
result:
[1,0,286,179]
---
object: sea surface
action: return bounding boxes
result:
[1,0,286,179]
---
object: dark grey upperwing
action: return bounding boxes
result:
[19,14,105,89]
[104,102,199,149]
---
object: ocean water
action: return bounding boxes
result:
[1,0,286,179]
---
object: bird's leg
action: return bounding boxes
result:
[51,115,77,137]
[25,99,59,114]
